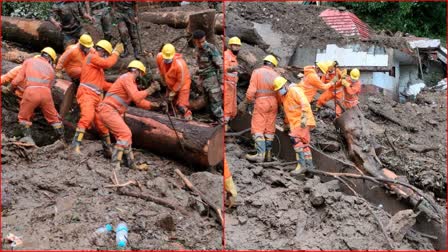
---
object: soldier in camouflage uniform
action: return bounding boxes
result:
[50,1,94,48]
[112,1,139,58]
[193,30,224,123]
[85,1,112,41]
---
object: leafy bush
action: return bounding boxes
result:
[329,2,446,42]
[2,1,52,20]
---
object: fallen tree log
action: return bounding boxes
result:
[334,106,440,220]
[139,10,223,34]
[1,72,223,167]
[2,16,64,52]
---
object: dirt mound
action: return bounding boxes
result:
[225,143,434,250]
[226,2,412,51]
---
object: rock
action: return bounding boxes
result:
[188,196,207,216]
[148,177,173,198]
[318,141,340,152]
[310,180,340,207]
[252,166,263,176]
[303,176,320,193]
[238,216,248,225]
[265,174,287,187]
[190,172,223,207]
[156,214,176,232]
[386,209,417,242]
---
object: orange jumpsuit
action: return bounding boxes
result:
[336,77,361,117]
[156,53,191,115]
[96,72,152,148]
[76,50,118,131]
[2,65,26,99]
[11,56,62,128]
[316,68,344,107]
[281,85,315,158]
[223,49,239,122]
[246,66,279,138]
[56,43,90,80]
[299,66,333,102]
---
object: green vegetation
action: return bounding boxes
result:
[329,2,446,43]
[2,1,52,20]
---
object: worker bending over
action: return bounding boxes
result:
[96,60,161,170]
[157,43,192,120]
[274,76,316,176]
[300,61,339,102]
[315,60,346,111]
[336,68,361,117]
[11,47,64,145]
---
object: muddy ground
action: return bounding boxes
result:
[225,89,446,250]
[225,91,445,250]
[1,5,224,250]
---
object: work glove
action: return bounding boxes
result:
[225,176,237,208]
[341,79,350,87]
[168,91,177,102]
[2,85,11,94]
[237,99,248,113]
[56,70,64,79]
[150,101,161,110]
[112,43,124,56]
[341,69,348,79]
[283,123,290,133]
[300,116,307,128]
[146,81,161,95]
[297,73,304,79]
[331,75,339,83]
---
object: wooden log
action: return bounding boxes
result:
[139,10,222,34]
[2,16,64,52]
[187,9,217,45]
[334,106,440,221]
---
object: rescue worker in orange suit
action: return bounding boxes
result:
[315,60,346,111]
[95,60,161,169]
[274,76,316,175]
[223,37,241,130]
[156,43,192,120]
[55,34,94,84]
[238,55,279,163]
[2,62,30,99]
[11,47,64,145]
[299,61,339,103]
[72,40,124,156]
[224,158,237,208]
[336,68,361,118]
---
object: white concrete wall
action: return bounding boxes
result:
[315,44,389,67]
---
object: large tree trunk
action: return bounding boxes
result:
[334,106,441,221]
[1,72,223,167]
[2,16,64,52]
[139,10,223,34]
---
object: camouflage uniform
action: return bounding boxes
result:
[113,1,139,57]
[88,1,112,41]
[195,41,224,122]
[51,2,87,48]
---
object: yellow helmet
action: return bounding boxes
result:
[228,37,241,46]
[95,40,113,55]
[79,34,94,48]
[316,60,335,74]
[41,47,57,62]
[263,55,278,67]
[162,43,175,60]
[273,76,288,91]
[128,60,147,74]
[350,68,360,80]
